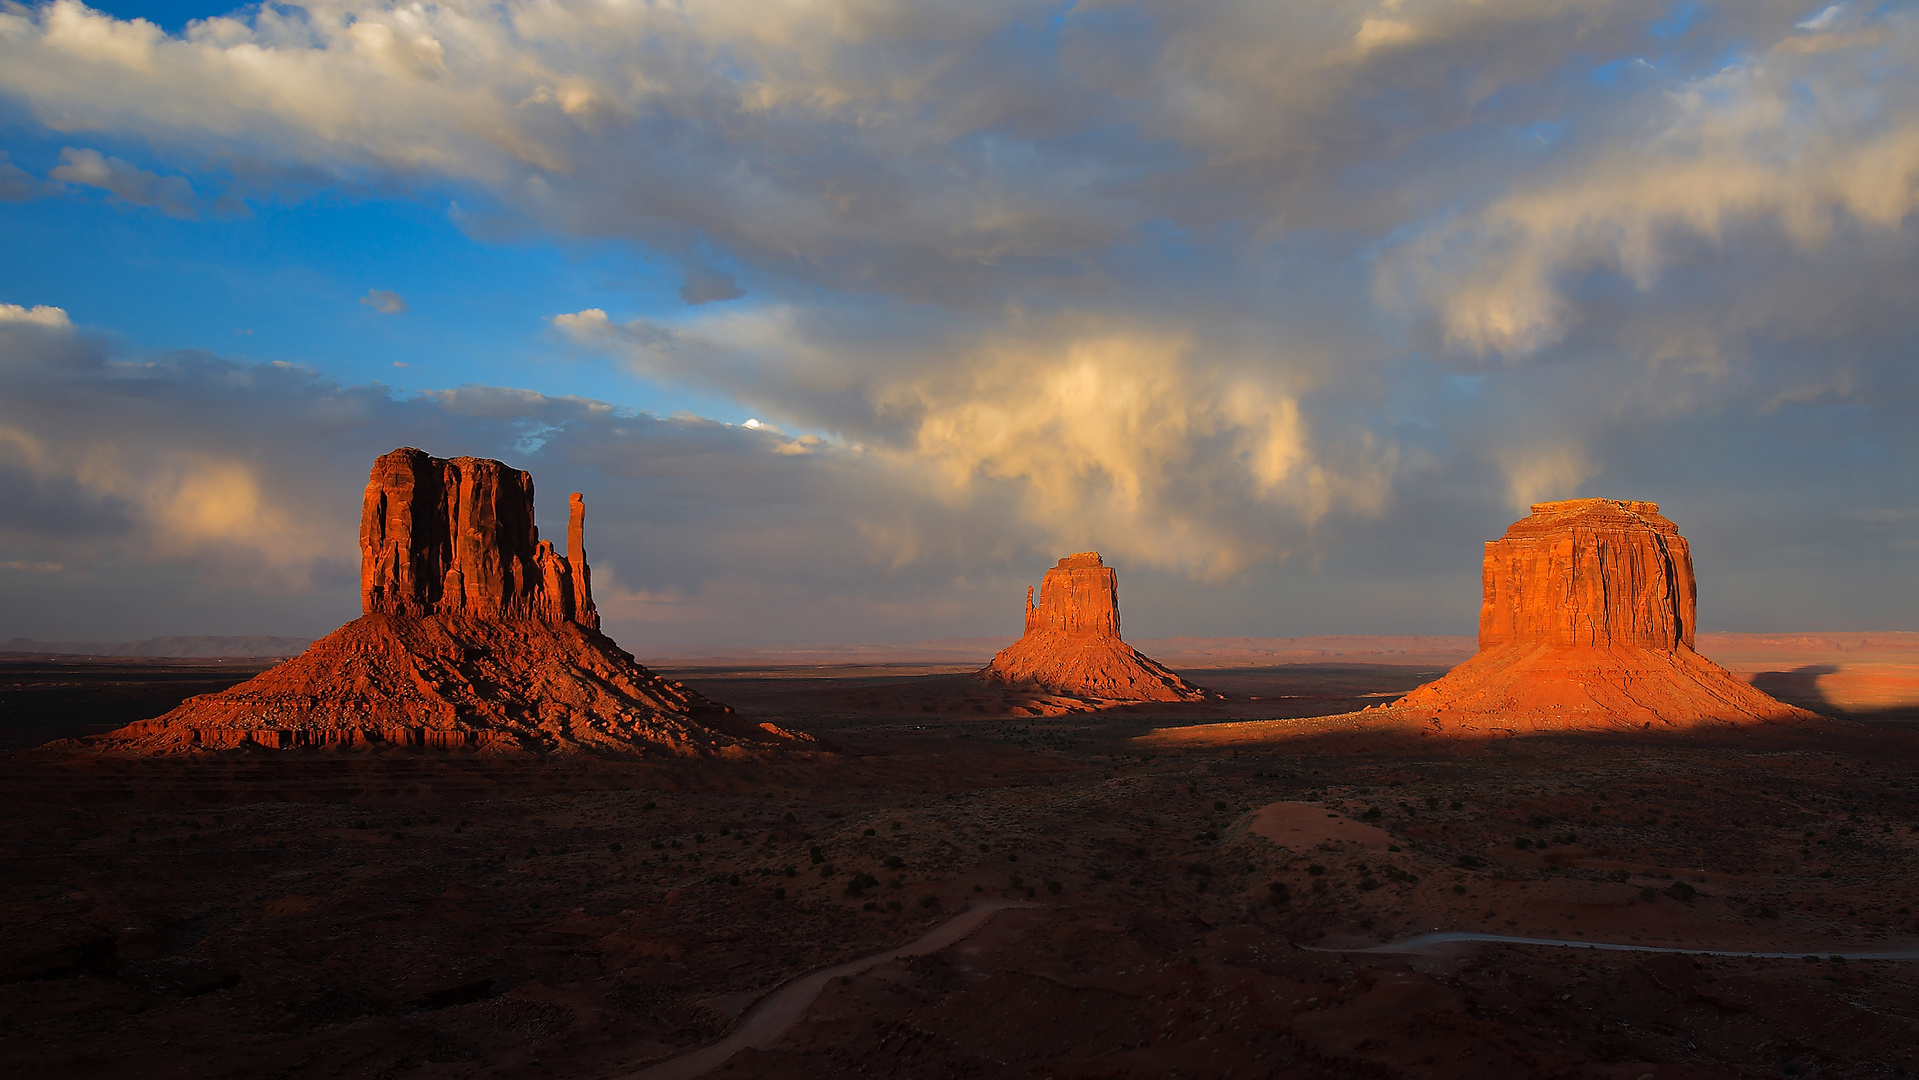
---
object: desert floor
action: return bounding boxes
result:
[4,653,1919,1079]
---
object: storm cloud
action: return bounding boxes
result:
[0,1,1912,642]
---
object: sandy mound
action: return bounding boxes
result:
[978,552,1212,703]
[80,613,783,754]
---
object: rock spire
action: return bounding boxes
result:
[1390,499,1815,731]
[78,448,797,755]
[979,552,1211,703]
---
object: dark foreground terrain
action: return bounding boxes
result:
[4,662,1919,1079]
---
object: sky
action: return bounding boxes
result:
[0,0,1913,649]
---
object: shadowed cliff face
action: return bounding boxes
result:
[983,553,1211,703]
[359,448,598,630]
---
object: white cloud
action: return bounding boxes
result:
[359,288,408,314]
[48,146,198,218]
[0,151,36,201]
[1381,11,1919,356]
[0,303,74,329]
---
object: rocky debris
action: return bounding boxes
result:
[1388,499,1816,732]
[978,553,1212,703]
[79,448,793,755]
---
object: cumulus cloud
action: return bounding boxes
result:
[48,146,199,218]
[1381,9,1919,357]
[359,288,407,314]
[0,151,36,201]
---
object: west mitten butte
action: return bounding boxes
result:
[77,448,798,755]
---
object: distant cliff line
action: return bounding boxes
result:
[1,636,312,658]
[5,630,1912,665]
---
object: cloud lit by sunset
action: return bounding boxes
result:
[0,0,1912,645]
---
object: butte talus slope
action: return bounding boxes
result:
[979,552,1213,703]
[1385,499,1817,732]
[84,448,796,755]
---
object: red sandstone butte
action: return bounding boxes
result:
[978,553,1211,702]
[82,448,795,755]
[1387,499,1817,732]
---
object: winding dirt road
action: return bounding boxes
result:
[631,899,1043,1080]
[1318,930,1919,960]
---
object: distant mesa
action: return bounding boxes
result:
[1387,499,1818,731]
[76,447,798,755]
[978,552,1213,703]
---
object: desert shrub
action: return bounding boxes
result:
[1452,884,1467,895]
[1640,886,1658,901]
[694,833,706,845]
[864,828,877,836]
[351,820,369,830]
[782,811,795,822]
[1214,800,1229,812]
[1455,855,1482,869]
[1185,862,1213,877]
[1361,807,1382,821]
[1359,876,1382,891]
[1607,869,1630,882]
[773,887,786,900]
[651,840,664,850]
[919,894,939,909]
[1134,846,1146,857]
[644,801,657,811]
[845,872,879,896]
[1268,882,1291,904]
[1426,795,1441,810]
[1450,799,1464,810]
[1307,863,1326,876]
[810,845,825,864]
[720,827,731,836]
[1527,814,1551,828]
[1094,868,1112,881]
[862,901,878,911]
[1010,872,1024,887]
[1046,879,1063,895]
[1512,837,1533,850]
[886,899,903,911]
[1008,852,1019,862]
[609,841,622,852]
[819,863,836,877]
[1665,881,1697,902]
[728,873,741,886]
[883,855,904,869]
[1387,844,1401,852]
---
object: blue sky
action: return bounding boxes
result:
[0,1,1913,647]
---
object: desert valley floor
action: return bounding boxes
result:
[5,651,1919,1079]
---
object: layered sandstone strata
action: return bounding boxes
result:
[1390,499,1815,731]
[84,449,793,755]
[979,553,1211,702]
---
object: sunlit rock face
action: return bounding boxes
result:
[360,447,597,629]
[979,552,1212,703]
[1478,499,1694,652]
[1392,500,1815,732]
[80,449,798,755]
